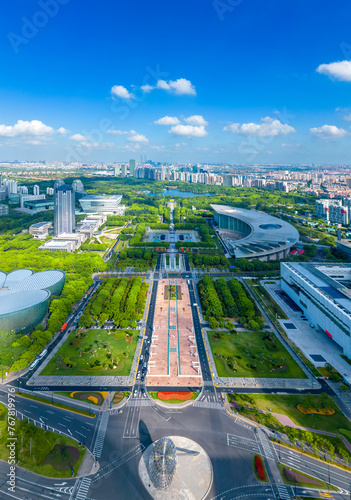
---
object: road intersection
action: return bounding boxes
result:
[1,210,351,499]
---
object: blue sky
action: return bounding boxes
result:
[0,0,351,164]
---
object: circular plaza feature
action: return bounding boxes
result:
[138,435,212,500]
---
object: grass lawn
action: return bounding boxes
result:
[0,404,86,477]
[232,393,351,434]
[41,329,139,376]
[278,463,338,491]
[149,392,198,404]
[208,330,306,378]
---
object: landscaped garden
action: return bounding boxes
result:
[55,391,108,406]
[208,330,306,378]
[0,403,85,477]
[149,391,198,404]
[41,329,139,376]
[278,463,337,490]
[228,393,351,435]
[253,454,268,482]
[164,284,182,300]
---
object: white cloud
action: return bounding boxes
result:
[223,117,295,137]
[56,127,70,135]
[25,139,44,145]
[344,113,351,121]
[118,143,141,151]
[168,78,196,95]
[169,124,207,137]
[70,133,89,142]
[223,123,240,133]
[156,80,171,91]
[141,84,153,93]
[107,129,129,135]
[0,119,55,137]
[150,145,166,151]
[310,124,348,138]
[281,143,301,148]
[70,133,113,149]
[128,133,149,143]
[154,116,180,126]
[111,85,134,99]
[146,78,196,96]
[316,60,351,82]
[184,115,208,126]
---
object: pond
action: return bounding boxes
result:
[146,188,211,197]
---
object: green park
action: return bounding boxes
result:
[228,392,351,435]
[0,403,85,477]
[208,329,306,378]
[41,328,138,376]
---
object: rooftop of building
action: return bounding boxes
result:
[30,221,52,228]
[283,261,351,315]
[211,204,299,259]
[0,269,65,315]
[81,194,122,200]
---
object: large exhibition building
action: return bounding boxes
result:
[79,194,122,214]
[0,269,65,333]
[211,204,299,261]
[281,262,351,359]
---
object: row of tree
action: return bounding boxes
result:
[197,276,264,330]
[80,277,149,328]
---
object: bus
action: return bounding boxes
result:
[61,322,68,332]
[29,359,40,370]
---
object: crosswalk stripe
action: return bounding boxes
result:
[92,412,109,458]
[75,478,92,500]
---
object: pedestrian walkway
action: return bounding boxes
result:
[75,477,92,500]
[276,484,291,500]
[92,412,109,458]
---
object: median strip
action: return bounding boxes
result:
[17,392,96,418]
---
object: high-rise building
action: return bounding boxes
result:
[54,184,75,235]
[54,179,65,189]
[129,159,136,176]
[120,164,127,177]
[72,179,84,192]
[114,165,120,177]
[33,185,40,195]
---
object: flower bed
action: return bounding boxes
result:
[297,404,335,415]
[158,392,193,401]
[283,468,322,486]
[255,455,265,480]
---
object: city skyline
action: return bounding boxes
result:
[0,1,351,164]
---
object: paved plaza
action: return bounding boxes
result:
[263,280,351,384]
[147,278,201,386]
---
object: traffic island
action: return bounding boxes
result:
[138,436,212,500]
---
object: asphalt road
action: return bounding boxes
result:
[0,397,350,500]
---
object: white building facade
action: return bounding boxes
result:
[281,262,351,358]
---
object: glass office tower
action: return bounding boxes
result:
[54,184,75,235]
